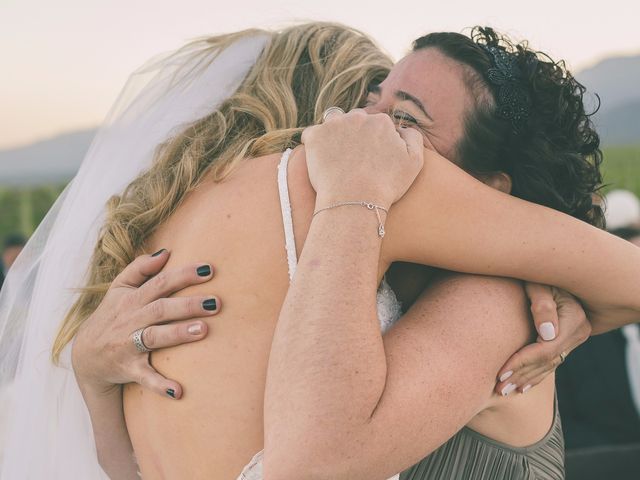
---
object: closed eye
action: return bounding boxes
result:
[392,111,418,125]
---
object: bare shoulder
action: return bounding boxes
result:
[433,272,531,347]
[423,273,529,326]
[388,271,533,370]
[369,272,537,455]
[428,272,526,302]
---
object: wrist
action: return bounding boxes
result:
[314,195,391,214]
[311,201,388,242]
[75,369,119,398]
[81,378,117,395]
[314,184,393,212]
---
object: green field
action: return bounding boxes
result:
[0,184,66,242]
[1,146,639,242]
[601,145,640,196]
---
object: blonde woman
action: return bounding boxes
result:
[1,22,393,479]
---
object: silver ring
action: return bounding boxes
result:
[322,106,345,122]
[132,327,152,353]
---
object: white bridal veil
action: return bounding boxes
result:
[0,33,269,478]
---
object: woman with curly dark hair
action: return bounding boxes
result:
[413,27,604,227]
[61,25,640,480]
[264,27,609,479]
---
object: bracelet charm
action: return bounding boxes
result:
[313,201,388,238]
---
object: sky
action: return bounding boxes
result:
[1,0,639,150]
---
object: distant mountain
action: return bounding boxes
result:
[577,54,640,112]
[0,51,638,186]
[576,53,640,145]
[0,129,96,186]
[593,99,640,146]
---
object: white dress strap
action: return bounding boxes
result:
[277,148,297,281]
[234,149,402,480]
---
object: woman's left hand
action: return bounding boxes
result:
[495,283,592,395]
[302,108,424,209]
[72,250,219,399]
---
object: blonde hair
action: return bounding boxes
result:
[52,22,392,362]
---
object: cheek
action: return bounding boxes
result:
[434,118,466,163]
[426,136,460,165]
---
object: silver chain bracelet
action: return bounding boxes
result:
[313,201,389,238]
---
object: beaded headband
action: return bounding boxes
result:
[480,45,531,134]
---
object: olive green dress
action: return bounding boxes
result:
[400,400,564,480]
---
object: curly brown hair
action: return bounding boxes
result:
[413,27,604,227]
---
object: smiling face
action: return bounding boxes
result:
[365,47,479,162]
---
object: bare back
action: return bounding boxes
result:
[123,151,316,479]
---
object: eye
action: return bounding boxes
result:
[392,111,418,125]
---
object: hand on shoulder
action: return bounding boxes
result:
[301,109,424,208]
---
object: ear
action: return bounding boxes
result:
[479,172,512,194]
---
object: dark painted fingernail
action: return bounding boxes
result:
[197,265,212,277]
[166,388,176,399]
[152,248,167,257]
[203,298,217,311]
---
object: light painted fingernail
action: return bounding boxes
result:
[539,322,556,341]
[499,371,513,382]
[501,383,517,396]
[188,323,202,335]
[522,384,532,394]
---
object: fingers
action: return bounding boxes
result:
[322,106,346,123]
[495,340,560,396]
[495,287,591,397]
[111,249,171,289]
[134,263,215,307]
[138,318,211,351]
[136,364,184,400]
[525,282,558,341]
[135,295,221,330]
[134,319,216,399]
[397,127,425,169]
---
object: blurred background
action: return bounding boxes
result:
[1,0,639,244]
[1,1,640,477]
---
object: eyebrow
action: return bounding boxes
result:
[368,84,433,121]
[396,90,433,121]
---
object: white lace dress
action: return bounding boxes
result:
[236,149,403,480]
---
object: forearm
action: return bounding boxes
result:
[264,206,387,474]
[77,383,139,480]
[385,153,640,330]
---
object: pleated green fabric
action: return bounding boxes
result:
[400,401,564,480]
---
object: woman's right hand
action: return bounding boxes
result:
[495,284,591,395]
[71,249,220,400]
[301,109,424,209]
